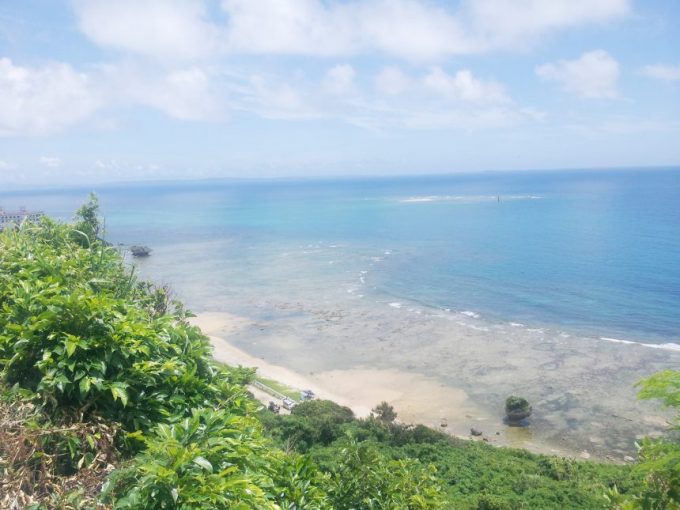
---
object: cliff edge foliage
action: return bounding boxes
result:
[0,196,443,509]
[0,196,676,509]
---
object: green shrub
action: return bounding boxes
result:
[475,493,513,510]
[371,401,397,423]
[610,370,680,509]
[326,439,445,510]
[0,218,251,433]
[285,400,356,447]
[105,408,273,508]
[291,399,354,422]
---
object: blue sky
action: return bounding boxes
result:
[0,0,679,187]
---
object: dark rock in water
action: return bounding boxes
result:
[130,245,152,257]
[505,396,532,425]
[471,428,483,436]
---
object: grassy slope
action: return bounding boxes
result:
[258,402,644,509]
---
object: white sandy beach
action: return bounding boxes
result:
[190,311,575,457]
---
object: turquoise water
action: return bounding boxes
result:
[4,168,680,456]
[5,168,679,344]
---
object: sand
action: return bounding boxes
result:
[190,311,574,456]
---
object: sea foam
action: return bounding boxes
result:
[601,337,680,352]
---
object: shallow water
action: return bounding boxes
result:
[3,168,680,457]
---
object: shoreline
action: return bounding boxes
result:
[190,311,596,460]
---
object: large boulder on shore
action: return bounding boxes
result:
[505,396,532,424]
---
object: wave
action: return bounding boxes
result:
[601,337,680,352]
[377,295,678,353]
[399,195,542,204]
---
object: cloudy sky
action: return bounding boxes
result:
[0,0,679,187]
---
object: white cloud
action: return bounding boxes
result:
[536,50,619,99]
[72,0,630,62]
[238,74,318,120]
[0,54,525,135]
[0,160,9,169]
[0,57,228,136]
[322,64,356,95]
[354,1,474,60]
[219,0,473,60]
[108,64,226,121]
[463,0,630,50]
[220,0,357,56]
[39,156,62,168]
[642,64,680,82]
[424,67,508,103]
[375,66,412,95]
[73,0,221,60]
[232,65,532,130]
[220,0,628,60]
[0,57,101,136]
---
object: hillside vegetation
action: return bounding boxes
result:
[0,197,677,509]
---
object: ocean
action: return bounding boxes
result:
[3,167,680,456]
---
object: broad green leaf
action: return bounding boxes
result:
[79,377,91,395]
[193,456,213,472]
[65,338,78,357]
[111,385,129,407]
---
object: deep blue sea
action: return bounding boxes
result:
[2,168,680,344]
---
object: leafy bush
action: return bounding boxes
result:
[282,400,356,448]
[291,399,355,422]
[371,401,397,423]
[607,370,680,509]
[326,439,445,510]
[105,408,280,509]
[72,193,102,247]
[262,407,645,509]
[0,216,251,433]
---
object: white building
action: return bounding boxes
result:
[0,207,44,231]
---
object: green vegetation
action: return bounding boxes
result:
[505,396,533,424]
[0,200,442,508]
[255,375,301,400]
[0,198,676,509]
[260,400,646,509]
[606,370,680,509]
[372,401,398,423]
